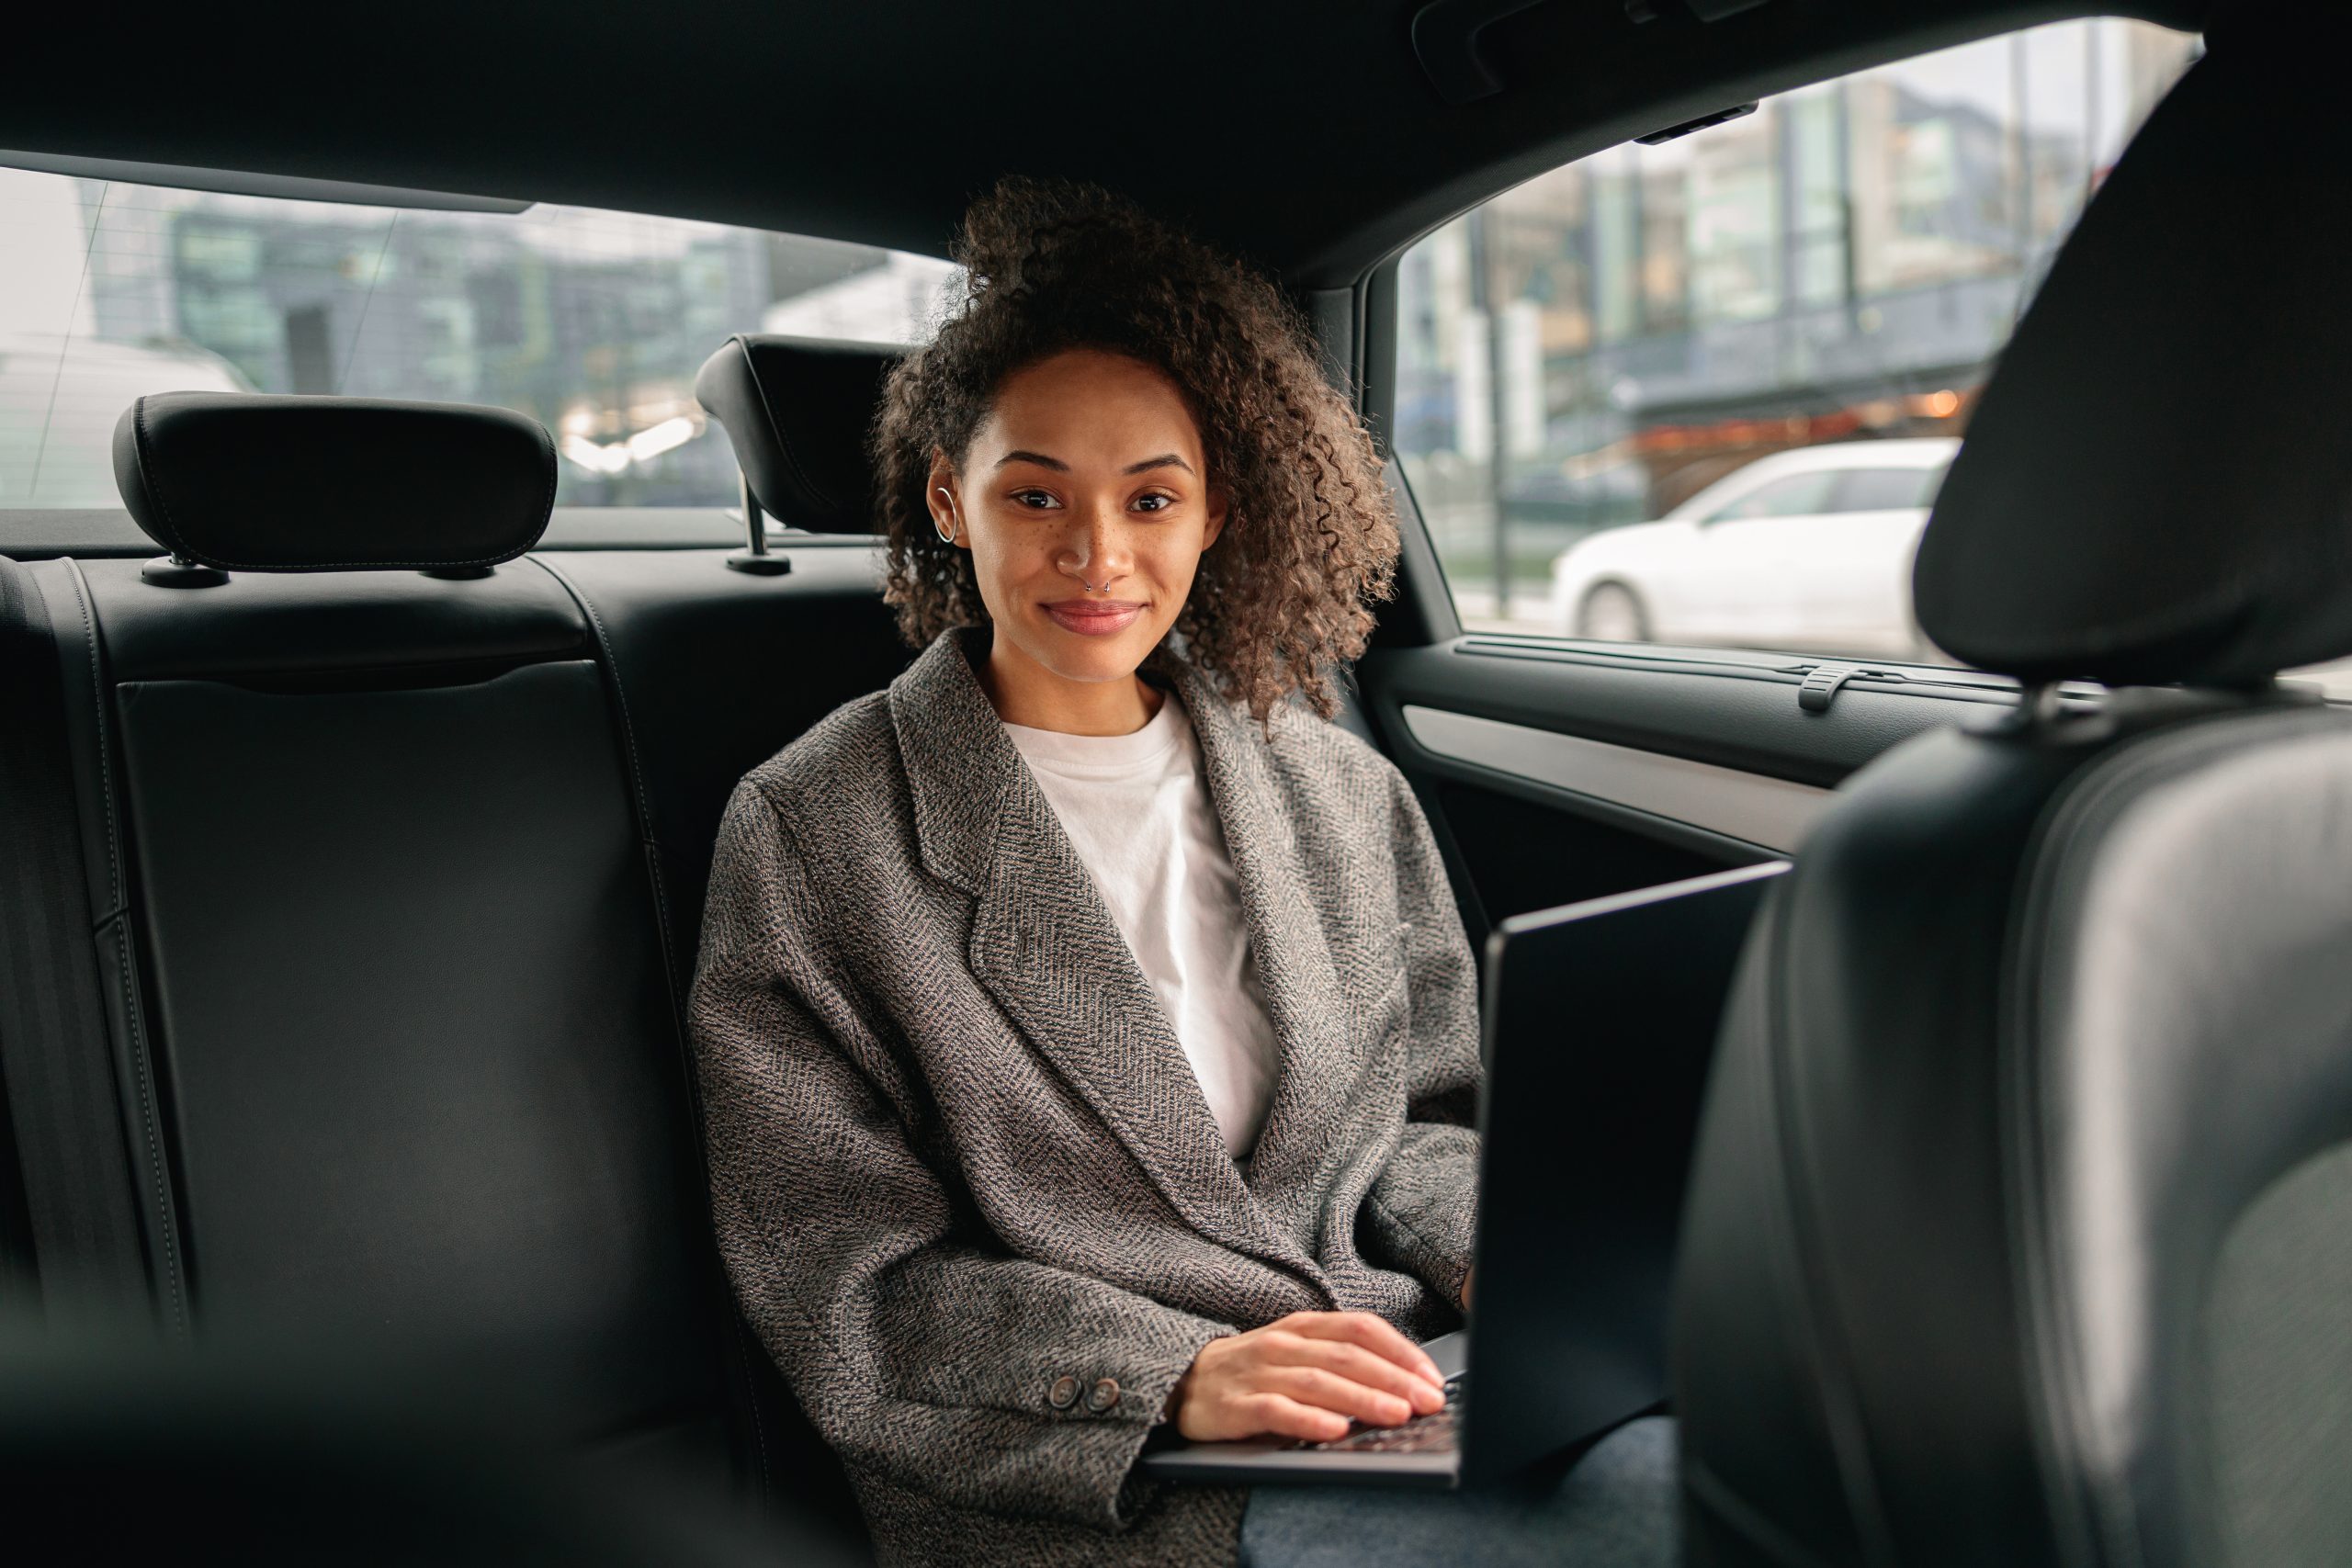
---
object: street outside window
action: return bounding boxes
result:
[1390,20,2279,682]
[0,180,958,513]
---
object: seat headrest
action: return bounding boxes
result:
[113,393,554,572]
[694,334,907,534]
[1914,6,2352,686]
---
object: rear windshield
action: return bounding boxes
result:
[0,175,958,509]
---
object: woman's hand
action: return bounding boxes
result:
[1164,1312,1447,1443]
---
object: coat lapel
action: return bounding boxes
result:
[1165,658,1363,1218]
[887,626,1329,1283]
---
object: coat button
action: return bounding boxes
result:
[1048,1375,1080,1410]
[1086,1377,1121,1413]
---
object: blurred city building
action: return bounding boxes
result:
[0,176,956,508]
[1395,19,2199,620]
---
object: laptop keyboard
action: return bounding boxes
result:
[1301,1378,1464,1455]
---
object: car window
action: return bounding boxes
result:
[1703,471,1838,523]
[1391,17,2200,668]
[0,171,960,509]
[1829,467,1946,513]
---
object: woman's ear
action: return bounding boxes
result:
[925,451,967,549]
[1202,484,1230,551]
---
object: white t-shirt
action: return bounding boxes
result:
[1001,691,1280,1160]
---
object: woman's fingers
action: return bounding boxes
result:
[1260,1364,1417,1427]
[1281,1338,1445,1415]
[1281,1310,1446,1387]
[1242,1393,1353,1444]
[1174,1312,1453,1441]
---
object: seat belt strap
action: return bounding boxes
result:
[0,555,150,1319]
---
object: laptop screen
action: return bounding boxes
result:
[1461,859,1788,1485]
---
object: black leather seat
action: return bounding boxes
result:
[0,389,916,1555]
[1,1327,861,1568]
[1671,6,2352,1565]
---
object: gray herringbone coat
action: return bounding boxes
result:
[687,624,1482,1568]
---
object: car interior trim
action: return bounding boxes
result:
[0,509,893,561]
[0,148,537,212]
[1453,633,2029,704]
[1398,702,1832,852]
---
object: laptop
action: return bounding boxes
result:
[1142,858,1788,1488]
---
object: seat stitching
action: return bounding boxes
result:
[2004,748,2114,1568]
[526,556,674,978]
[2001,706,2342,1568]
[63,559,121,913]
[66,558,187,1337]
[112,918,187,1340]
[525,555,782,1487]
[1760,886,1900,1561]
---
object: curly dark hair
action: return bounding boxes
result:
[871,176,1399,726]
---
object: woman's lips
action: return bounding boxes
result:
[1044,600,1144,637]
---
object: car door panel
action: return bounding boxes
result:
[1396,704,1831,854]
[1354,627,2026,961]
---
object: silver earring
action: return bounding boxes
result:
[933,486,959,545]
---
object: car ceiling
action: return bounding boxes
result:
[8,0,2207,288]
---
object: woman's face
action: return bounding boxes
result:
[929,348,1226,689]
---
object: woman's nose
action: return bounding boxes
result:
[1058,503,1136,580]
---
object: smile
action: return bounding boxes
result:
[1042,600,1145,637]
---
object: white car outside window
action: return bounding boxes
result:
[1547,438,1959,660]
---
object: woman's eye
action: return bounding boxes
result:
[1132,492,1175,513]
[1010,490,1060,510]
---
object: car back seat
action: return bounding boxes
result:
[0,390,910,1553]
[3,337,1389,1551]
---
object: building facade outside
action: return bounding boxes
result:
[0,173,956,510]
[1395,18,2200,624]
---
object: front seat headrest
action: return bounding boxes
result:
[694,334,907,534]
[1913,5,2352,687]
[112,393,555,572]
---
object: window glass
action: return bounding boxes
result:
[1392,18,2201,670]
[1831,466,1947,513]
[1704,471,1837,523]
[0,172,959,509]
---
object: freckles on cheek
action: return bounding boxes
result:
[965,539,1036,616]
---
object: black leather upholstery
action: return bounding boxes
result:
[532,548,910,987]
[62,555,737,1454]
[2,1334,863,1567]
[5,518,910,1554]
[1676,8,2352,1564]
[112,393,556,571]
[693,335,905,533]
[87,558,588,681]
[1913,6,2352,686]
[119,659,717,1430]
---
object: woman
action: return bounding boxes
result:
[686,179,1670,1568]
